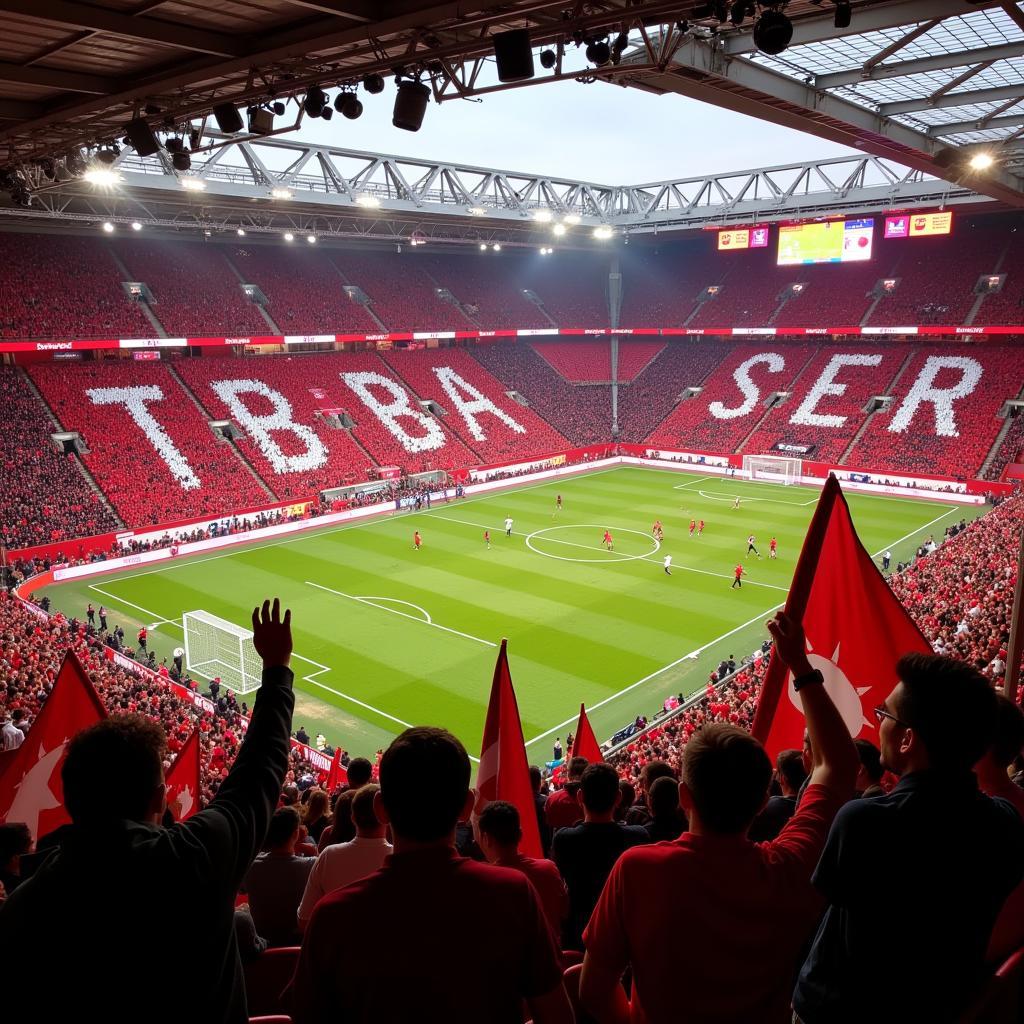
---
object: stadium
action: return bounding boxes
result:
[1,1,1024,1021]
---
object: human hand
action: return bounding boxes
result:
[766,611,812,677]
[251,598,292,668]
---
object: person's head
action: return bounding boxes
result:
[303,787,329,823]
[880,654,998,775]
[618,779,635,819]
[281,784,299,806]
[266,806,301,852]
[578,762,621,819]
[528,765,543,794]
[648,775,681,819]
[639,760,676,795]
[978,695,1024,771]
[11,709,26,725]
[351,784,384,837]
[0,822,32,872]
[477,800,522,862]
[375,727,472,844]
[346,757,373,789]
[681,723,772,836]
[854,739,884,790]
[776,749,808,797]
[565,756,588,783]
[62,715,166,825]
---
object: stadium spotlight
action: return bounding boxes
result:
[335,93,363,119]
[272,101,287,116]
[539,49,557,69]
[96,148,119,166]
[393,79,431,132]
[969,151,995,171]
[467,206,486,216]
[180,176,206,191]
[493,28,534,82]
[593,225,614,240]
[303,86,328,118]
[355,193,381,208]
[834,1,852,29]
[212,102,244,134]
[729,1,747,26]
[124,117,160,157]
[533,209,553,223]
[65,151,87,176]
[236,227,246,236]
[563,213,581,224]
[585,39,611,66]
[307,234,317,244]
[492,242,502,251]
[552,222,567,237]
[271,187,293,200]
[363,73,386,94]
[479,242,488,251]
[539,246,553,254]
[284,232,295,242]
[83,167,122,186]
[102,221,115,232]
[171,151,191,172]
[131,221,142,231]
[753,9,793,54]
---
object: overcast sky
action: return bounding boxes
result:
[285,73,860,184]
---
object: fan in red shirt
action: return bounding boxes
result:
[545,756,588,831]
[602,530,613,551]
[731,563,744,589]
[580,612,857,1024]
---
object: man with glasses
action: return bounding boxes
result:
[793,654,1024,1024]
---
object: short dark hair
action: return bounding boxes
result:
[895,653,998,771]
[347,757,373,789]
[281,784,299,805]
[854,740,883,783]
[777,749,809,792]
[989,695,1024,768]
[618,778,635,809]
[640,760,676,792]
[0,822,32,863]
[478,800,522,847]
[648,775,680,818]
[62,715,165,824]
[266,806,301,848]
[351,784,381,831]
[683,723,772,835]
[528,765,543,793]
[580,762,621,814]
[379,727,470,842]
[566,756,589,781]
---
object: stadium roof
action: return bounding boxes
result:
[0,1,1021,206]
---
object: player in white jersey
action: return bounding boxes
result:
[663,554,672,576]
[504,516,514,537]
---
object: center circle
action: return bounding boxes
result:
[524,524,661,564]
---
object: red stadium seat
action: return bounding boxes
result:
[243,946,301,1018]
[958,947,1024,1024]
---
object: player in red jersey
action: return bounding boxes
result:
[414,531,422,551]
[697,519,705,537]
[769,536,778,559]
[731,563,744,588]
[484,530,491,550]
[556,494,563,511]
[689,518,696,537]
[603,530,614,550]
[652,519,663,542]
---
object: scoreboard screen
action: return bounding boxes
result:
[777,219,874,266]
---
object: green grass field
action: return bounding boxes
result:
[38,466,977,761]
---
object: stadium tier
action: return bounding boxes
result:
[618,243,712,327]
[531,340,612,381]
[616,340,667,382]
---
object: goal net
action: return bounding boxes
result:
[182,610,262,694]
[742,454,803,486]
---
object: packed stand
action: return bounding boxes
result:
[176,354,378,499]
[743,346,908,463]
[0,233,151,339]
[776,261,879,328]
[975,228,1024,325]
[985,412,1024,482]
[472,341,612,445]
[616,340,731,443]
[531,340,612,382]
[0,367,120,552]
[229,245,380,335]
[29,361,269,526]
[113,240,268,337]
[518,255,611,326]
[617,243,713,328]
[847,345,1024,478]
[615,340,666,382]
[381,347,570,462]
[687,249,804,328]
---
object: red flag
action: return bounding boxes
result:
[165,729,201,821]
[752,475,932,758]
[477,639,543,858]
[326,748,347,793]
[570,703,604,763]
[0,651,106,841]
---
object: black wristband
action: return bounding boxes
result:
[792,668,824,692]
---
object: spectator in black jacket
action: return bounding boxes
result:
[0,597,295,1024]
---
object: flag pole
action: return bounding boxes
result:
[1003,528,1024,702]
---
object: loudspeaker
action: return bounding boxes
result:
[248,107,275,135]
[493,29,534,82]
[212,102,244,134]
[392,81,430,132]
[124,118,160,157]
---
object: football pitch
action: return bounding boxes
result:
[37,467,976,760]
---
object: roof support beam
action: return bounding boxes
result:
[928,112,1024,136]
[863,18,942,72]
[0,60,112,94]
[815,40,1024,89]
[0,0,248,57]
[882,83,1024,116]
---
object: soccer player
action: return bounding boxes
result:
[689,519,696,538]
[414,531,422,551]
[603,530,614,551]
[697,519,705,537]
[732,496,741,510]
[663,554,672,576]
[747,534,761,558]
[556,494,563,511]
[505,516,514,537]
[731,563,744,588]
[769,536,778,559]
[652,520,663,542]
[484,530,491,550]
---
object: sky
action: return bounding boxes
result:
[282,72,860,185]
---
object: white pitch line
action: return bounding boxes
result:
[869,506,961,559]
[88,584,175,627]
[697,489,817,507]
[672,475,714,491]
[306,581,497,648]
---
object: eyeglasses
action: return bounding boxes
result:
[873,705,908,728]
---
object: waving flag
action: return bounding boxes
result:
[165,729,201,821]
[752,474,932,758]
[477,639,543,857]
[570,703,604,764]
[0,651,106,841]
[326,747,347,793]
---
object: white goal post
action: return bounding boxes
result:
[182,610,262,694]
[742,454,803,486]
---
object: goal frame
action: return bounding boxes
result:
[182,609,262,694]
[742,454,803,486]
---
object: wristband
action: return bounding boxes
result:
[792,668,824,692]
